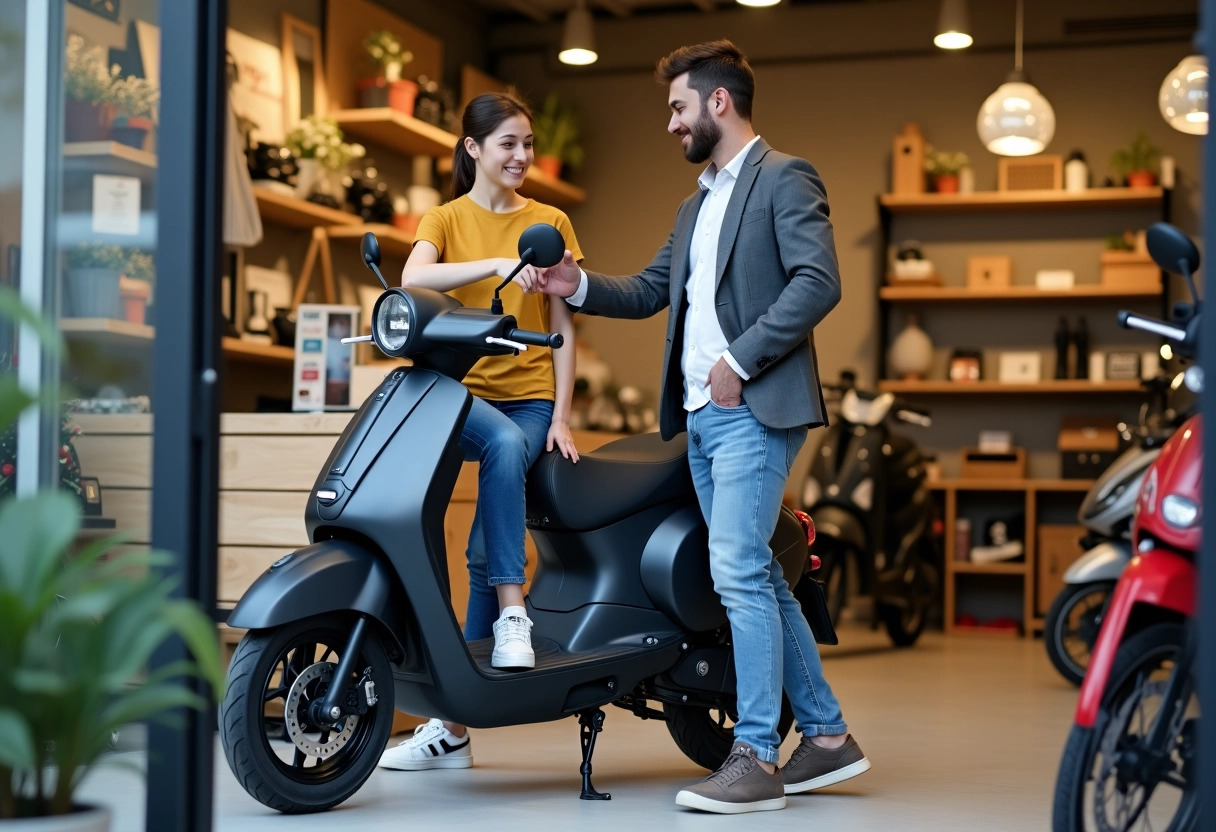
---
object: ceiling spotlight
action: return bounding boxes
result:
[934,0,972,50]
[559,0,597,66]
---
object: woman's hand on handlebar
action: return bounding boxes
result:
[547,420,580,463]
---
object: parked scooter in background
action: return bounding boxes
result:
[1043,374,1191,685]
[800,371,940,646]
[1052,221,1201,832]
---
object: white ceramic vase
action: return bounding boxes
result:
[294,158,322,200]
[889,314,934,380]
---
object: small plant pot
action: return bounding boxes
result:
[535,155,562,180]
[358,78,418,116]
[1127,169,1157,189]
[111,116,153,151]
[64,99,114,142]
[64,267,121,319]
[933,174,960,193]
[119,277,151,325]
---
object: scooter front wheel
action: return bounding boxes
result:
[219,614,396,813]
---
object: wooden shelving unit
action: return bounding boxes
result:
[326,223,414,259]
[878,380,1145,395]
[63,141,157,179]
[60,318,294,365]
[878,284,1161,303]
[879,187,1165,214]
[253,188,361,229]
[220,337,295,365]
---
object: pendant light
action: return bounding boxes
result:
[976,0,1055,156]
[1159,54,1208,135]
[737,0,781,8]
[559,0,597,66]
[934,0,972,50]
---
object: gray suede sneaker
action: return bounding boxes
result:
[780,734,871,794]
[675,743,786,814]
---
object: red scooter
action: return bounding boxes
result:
[1052,222,1202,832]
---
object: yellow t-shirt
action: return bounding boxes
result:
[413,196,583,402]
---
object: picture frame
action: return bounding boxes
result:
[1105,351,1142,381]
[281,14,328,132]
[998,351,1043,384]
[292,304,361,412]
[948,348,983,383]
[227,27,286,145]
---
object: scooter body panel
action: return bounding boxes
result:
[1074,548,1196,727]
[1061,540,1133,584]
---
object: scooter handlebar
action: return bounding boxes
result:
[506,328,564,349]
[1117,311,1188,344]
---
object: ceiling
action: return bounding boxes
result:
[468,0,865,24]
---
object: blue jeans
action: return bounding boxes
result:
[459,397,553,641]
[686,401,848,764]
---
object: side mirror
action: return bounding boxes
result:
[362,232,382,268]
[1146,222,1200,277]
[517,223,567,268]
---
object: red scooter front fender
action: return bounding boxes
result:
[1074,548,1195,727]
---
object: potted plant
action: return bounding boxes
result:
[358,30,416,115]
[924,147,969,193]
[63,244,128,320]
[0,287,225,829]
[1110,132,1161,188]
[532,93,584,180]
[108,74,159,152]
[63,34,118,142]
[1100,229,1156,290]
[119,250,153,325]
[284,115,366,207]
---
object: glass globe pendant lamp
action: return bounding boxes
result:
[976,0,1055,155]
[1159,54,1208,135]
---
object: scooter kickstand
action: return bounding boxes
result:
[577,708,611,800]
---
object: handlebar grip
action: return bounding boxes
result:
[506,329,564,348]
[1118,311,1188,343]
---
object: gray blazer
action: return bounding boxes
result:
[579,138,842,441]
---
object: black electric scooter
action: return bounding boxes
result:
[800,372,940,647]
[217,224,837,814]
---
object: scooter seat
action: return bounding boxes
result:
[527,431,694,531]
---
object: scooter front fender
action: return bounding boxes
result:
[1074,548,1195,727]
[1062,540,1132,584]
[225,540,405,643]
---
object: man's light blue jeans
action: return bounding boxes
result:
[458,396,553,641]
[686,400,848,764]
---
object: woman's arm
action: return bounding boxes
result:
[546,296,579,462]
[401,240,522,291]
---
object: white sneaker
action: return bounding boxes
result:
[377,718,472,771]
[491,606,535,669]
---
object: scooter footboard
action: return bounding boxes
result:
[1074,547,1195,727]
[225,539,406,641]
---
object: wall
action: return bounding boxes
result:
[486,0,1202,481]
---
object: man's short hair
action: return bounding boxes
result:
[655,39,755,120]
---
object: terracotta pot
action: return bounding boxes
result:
[119,277,151,325]
[0,805,110,831]
[358,78,418,117]
[933,174,960,193]
[64,99,114,142]
[535,155,562,180]
[1127,169,1157,189]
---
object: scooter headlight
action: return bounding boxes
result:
[373,289,414,356]
[1161,495,1200,529]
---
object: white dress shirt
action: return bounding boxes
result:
[568,136,760,412]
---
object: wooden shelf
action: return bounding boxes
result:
[63,141,157,179]
[879,187,1165,214]
[879,380,1144,395]
[327,223,414,259]
[950,561,1028,575]
[879,284,1161,302]
[931,478,1095,492]
[253,188,361,228]
[517,169,587,208]
[330,108,458,158]
[221,337,295,365]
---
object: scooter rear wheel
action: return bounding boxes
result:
[219,614,396,813]
[663,697,795,771]
[1044,581,1116,687]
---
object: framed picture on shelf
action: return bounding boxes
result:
[998,351,1043,383]
[948,348,983,383]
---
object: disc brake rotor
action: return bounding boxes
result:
[284,661,359,759]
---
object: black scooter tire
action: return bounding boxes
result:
[219,614,396,814]
[663,697,795,771]
[1044,581,1116,687]
[1051,622,1196,832]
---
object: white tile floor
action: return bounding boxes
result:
[80,623,1080,831]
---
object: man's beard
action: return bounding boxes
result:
[683,108,721,163]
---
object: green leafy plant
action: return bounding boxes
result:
[532,93,585,170]
[109,73,159,121]
[285,114,367,172]
[924,147,970,176]
[65,243,128,272]
[1105,230,1138,251]
[1110,131,1161,178]
[123,250,155,282]
[64,33,119,105]
[362,29,413,82]
[0,286,224,819]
